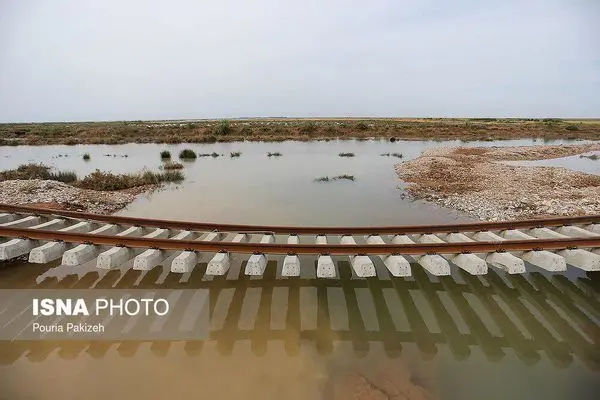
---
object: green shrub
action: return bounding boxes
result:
[214,120,232,135]
[179,149,197,159]
[566,124,579,131]
[82,153,91,161]
[160,150,171,159]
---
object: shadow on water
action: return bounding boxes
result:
[0,261,598,370]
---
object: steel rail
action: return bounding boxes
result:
[1,226,599,255]
[1,204,599,235]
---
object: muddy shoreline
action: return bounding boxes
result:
[396,143,600,220]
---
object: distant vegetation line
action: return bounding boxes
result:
[1,118,598,145]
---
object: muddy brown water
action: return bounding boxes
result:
[0,139,599,400]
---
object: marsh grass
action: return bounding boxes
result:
[338,152,355,157]
[267,152,282,157]
[381,152,403,158]
[77,169,183,190]
[162,161,184,170]
[179,149,197,159]
[0,163,77,184]
[49,170,78,183]
[0,163,52,180]
[334,174,355,181]
[0,163,183,190]
[580,154,599,160]
[314,174,355,182]
[230,151,242,157]
[82,153,91,161]
[3,119,600,146]
[160,150,171,159]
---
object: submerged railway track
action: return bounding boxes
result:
[1,204,600,278]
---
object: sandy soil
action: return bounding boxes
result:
[396,143,600,221]
[0,179,153,214]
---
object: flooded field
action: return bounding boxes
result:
[0,138,590,224]
[501,150,600,175]
[0,139,599,399]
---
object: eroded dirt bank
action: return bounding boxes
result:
[396,143,600,221]
[0,180,152,214]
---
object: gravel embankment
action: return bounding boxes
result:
[0,180,152,214]
[396,143,600,221]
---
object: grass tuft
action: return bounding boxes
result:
[267,152,282,157]
[162,161,184,170]
[49,170,78,183]
[82,153,91,161]
[333,174,355,181]
[314,174,355,182]
[230,151,242,157]
[338,152,355,157]
[160,150,171,159]
[381,152,403,158]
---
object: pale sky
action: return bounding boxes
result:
[0,0,598,122]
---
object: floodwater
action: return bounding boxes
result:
[501,150,600,176]
[0,138,591,225]
[0,139,599,400]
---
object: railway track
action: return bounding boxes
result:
[1,204,600,277]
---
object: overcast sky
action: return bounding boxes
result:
[0,0,598,122]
